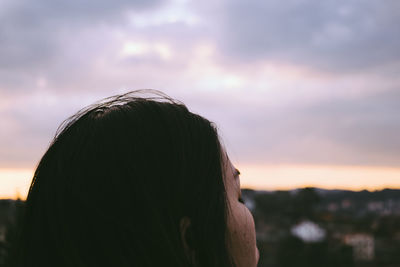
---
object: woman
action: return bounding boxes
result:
[10,90,259,267]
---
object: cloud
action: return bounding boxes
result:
[1,0,400,170]
[223,86,400,167]
[193,0,400,72]
[0,0,167,91]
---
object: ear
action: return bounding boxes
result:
[179,216,195,261]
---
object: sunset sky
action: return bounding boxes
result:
[1,0,400,199]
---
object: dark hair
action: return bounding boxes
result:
[10,90,234,267]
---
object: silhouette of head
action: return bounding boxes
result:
[11,90,257,267]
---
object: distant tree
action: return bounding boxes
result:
[374,215,400,238]
[2,199,25,267]
[292,187,321,220]
[277,236,353,267]
[254,191,294,226]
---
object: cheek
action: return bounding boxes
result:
[228,204,258,267]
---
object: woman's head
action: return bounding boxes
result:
[12,90,258,267]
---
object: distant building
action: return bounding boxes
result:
[242,195,255,212]
[327,202,339,212]
[367,201,384,213]
[291,220,326,243]
[344,233,374,261]
[341,199,352,209]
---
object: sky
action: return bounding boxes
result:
[1,0,400,198]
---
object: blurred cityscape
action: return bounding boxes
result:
[0,188,399,267]
[243,188,400,267]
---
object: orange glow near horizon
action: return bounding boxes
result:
[238,164,400,191]
[0,169,33,200]
[1,165,400,200]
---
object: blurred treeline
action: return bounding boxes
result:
[0,199,24,267]
[1,188,400,267]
